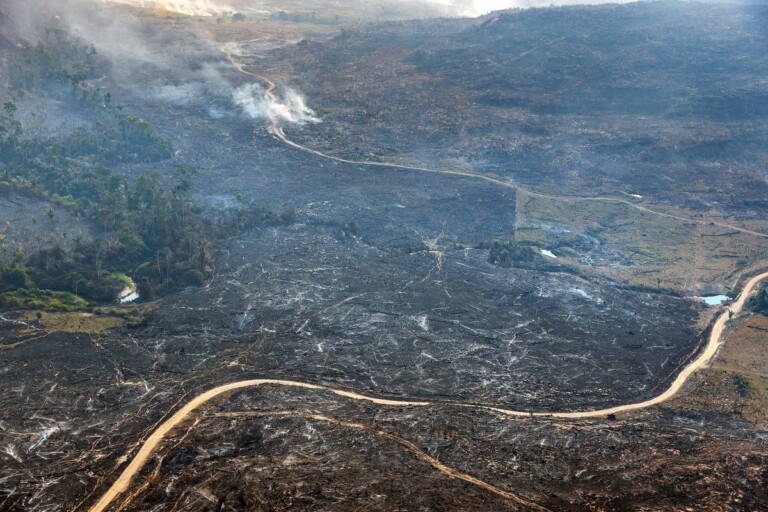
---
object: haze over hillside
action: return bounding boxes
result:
[98,0,640,17]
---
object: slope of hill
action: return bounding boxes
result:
[280,1,768,217]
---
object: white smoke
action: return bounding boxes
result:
[426,0,636,17]
[232,83,268,118]
[95,0,639,19]
[272,89,321,125]
[150,62,232,104]
[232,83,320,126]
[152,83,205,105]
[98,0,230,16]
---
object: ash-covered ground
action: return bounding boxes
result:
[108,68,707,413]
[0,76,709,510]
[1,2,767,511]
[82,385,768,511]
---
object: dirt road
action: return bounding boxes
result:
[83,47,768,512]
[87,272,768,512]
[220,46,768,240]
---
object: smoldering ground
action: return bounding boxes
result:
[2,0,321,128]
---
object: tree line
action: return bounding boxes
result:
[0,27,292,311]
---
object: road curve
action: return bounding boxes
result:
[220,45,768,240]
[86,45,768,512]
[88,272,767,512]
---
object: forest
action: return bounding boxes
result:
[0,26,292,310]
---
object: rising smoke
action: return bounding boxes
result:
[94,0,638,18]
[150,80,322,126]
[3,0,320,127]
[98,0,231,16]
[425,0,636,16]
[232,84,321,125]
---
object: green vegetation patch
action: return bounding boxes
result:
[487,239,541,268]
[111,272,133,287]
[0,288,87,311]
[748,284,768,316]
[0,23,295,310]
[22,310,124,333]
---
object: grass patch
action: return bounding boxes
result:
[21,311,124,333]
[676,316,768,426]
[103,305,146,328]
[516,192,768,292]
[0,288,87,311]
[111,272,134,287]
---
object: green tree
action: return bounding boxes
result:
[3,102,17,117]
[749,284,768,315]
[172,163,198,199]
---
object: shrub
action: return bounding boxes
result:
[487,239,539,267]
[0,288,88,311]
[748,284,768,316]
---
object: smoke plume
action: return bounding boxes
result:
[426,0,636,17]
[98,0,231,16]
[232,83,321,125]
[92,0,640,19]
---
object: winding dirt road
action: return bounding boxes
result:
[220,45,768,239]
[84,46,768,512]
[88,272,767,512]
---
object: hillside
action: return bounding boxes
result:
[280,2,768,217]
[0,2,767,511]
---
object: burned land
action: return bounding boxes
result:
[278,2,768,219]
[0,1,767,511]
